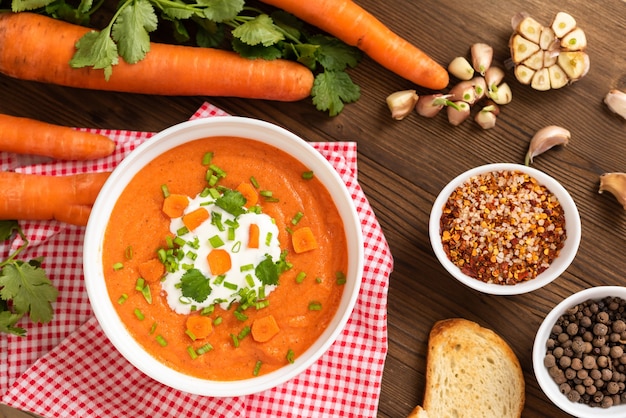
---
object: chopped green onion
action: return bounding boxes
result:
[238,326,251,340]
[201,305,215,316]
[233,310,248,321]
[186,251,197,260]
[177,226,189,236]
[117,294,128,305]
[308,301,322,311]
[112,262,124,271]
[291,211,304,225]
[135,278,146,292]
[173,237,186,247]
[250,176,260,188]
[209,235,224,248]
[155,335,168,347]
[286,349,295,363]
[149,322,157,335]
[202,152,214,166]
[161,184,170,198]
[336,271,347,285]
[208,188,221,199]
[255,300,269,310]
[223,281,238,291]
[301,171,314,180]
[187,346,198,359]
[185,329,197,341]
[316,277,323,284]
[124,246,133,260]
[253,360,262,376]
[141,284,152,304]
[165,236,174,248]
[295,271,306,284]
[209,164,226,178]
[258,286,266,300]
[265,232,273,246]
[231,241,242,253]
[134,308,145,321]
[199,187,211,198]
[227,227,236,241]
[196,343,213,355]
[213,316,223,326]
[211,212,224,231]
[231,334,240,348]
[245,274,255,287]
[240,264,254,272]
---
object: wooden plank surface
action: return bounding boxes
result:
[1,0,625,417]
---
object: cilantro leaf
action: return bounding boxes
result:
[112,0,158,64]
[70,30,118,80]
[0,260,58,323]
[308,35,362,71]
[312,71,361,116]
[255,252,290,286]
[180,268,212,303]
[215,189,247,217]
[232,14,284,47]
[11,0,54,12]
[0,309,26,336]
[232,38,283,60]
[200,0,244,22]
[0,220,19,241]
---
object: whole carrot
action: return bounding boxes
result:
[0,171,111,226]
[0,114,115,160]
[0,13,314,101]
[259,0,449,90]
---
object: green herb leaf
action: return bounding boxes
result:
[231,38,283,60]
[70,30,118,80]
[308,35,362,71]
[254,253,291,286]
[112,0,158,64]
[180,268,212,303]
[0,220,19,241]
[0,260,58,323]
[0,308,26,336]
[200,0,244,22]
[215,189,247,217]
[232,14,284,47]
[11,0,54,12]
[312,70,361,117]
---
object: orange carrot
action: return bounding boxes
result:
[207,249,232,276]
[0,13,314,101]
[0,171,111,225]
[251,314,280,343]
[162,194,189,218]
[186,315,213,339]
[248,223,260,249]
[259,0,449,90]
[236,182,258,208]
[182,207,209,231]
[0,114,115,160]
[291,226,318,253]
[138,258,165,283]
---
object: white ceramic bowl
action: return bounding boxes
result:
[83,116,364,397]
[429,163,581,295]
[533,286,626,418]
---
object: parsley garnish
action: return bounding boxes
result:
[13,0,362,115]
[180,268,212,303]
[0,221,58,336]
[255,252,290,286]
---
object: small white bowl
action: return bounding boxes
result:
[429,163,581,295]
[533,286,626,418]
[83,116,364,397]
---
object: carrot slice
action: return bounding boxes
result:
[251,314,280,343]
[207,249,231,276]
[291,226,318,253]
[236,182,258,208]
[186,315,213,339]
[248,223,260,249]
[162,194,189,218]
[138,258,165,283]
[182,207,209,231]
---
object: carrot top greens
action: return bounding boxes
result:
[9,0,363,115]
[0,220,58,336]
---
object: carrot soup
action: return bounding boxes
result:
[102,136,349,381]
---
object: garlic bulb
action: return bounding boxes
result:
[509,11,590,90]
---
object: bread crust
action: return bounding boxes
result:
[411,318,525,418]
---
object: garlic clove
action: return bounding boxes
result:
[525,125,571,165]
[539,27,558,51]
[490,82,513,105]
[531,68,551,91]
[561,27,587,51]
[599,173,626,210]
[515,16,543,44]
[548,65,568,89]
[475,104,500,130]
[523,50,545,71]
[448,80,478,105]
[510,34,541,63]
[543,50,558,67]
[472,76,487,101]
[551,12,577,38]
[447,101,471,126]
[415,94,450,118]
[386,90,418,120]
[485,66,505,91]
[448,56,475,80]
[514,65,535,85]
[604,89,626,120]
[471,43,493,75]
[557,51,590,81]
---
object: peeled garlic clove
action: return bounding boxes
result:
[490,82,513,105]
[475,104,500,130]
[599,173,626,210]
[471,43,493,75]
[557,51,590,81]
[448,56,475,80]
[525,125,571,165]
[551,12,577,38]
[548,65,568,89]
[447,101,471,126]
[604,89,626,120]
[514,65,535,85]
[510,34,541,63]
[386,90,418,120]
[561,27,587,51]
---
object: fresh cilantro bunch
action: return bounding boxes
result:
[0,221,59,336]
[11,0,363,115]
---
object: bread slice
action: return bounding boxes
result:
[408,318,525,418]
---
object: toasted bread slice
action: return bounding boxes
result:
[408,318,525,418]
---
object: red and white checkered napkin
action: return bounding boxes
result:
[0,103,393,417]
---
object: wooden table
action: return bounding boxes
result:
[1,0,625,416]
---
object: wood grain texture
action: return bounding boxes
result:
[0,0,625,417]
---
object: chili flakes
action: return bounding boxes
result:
[440,170,567,285]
